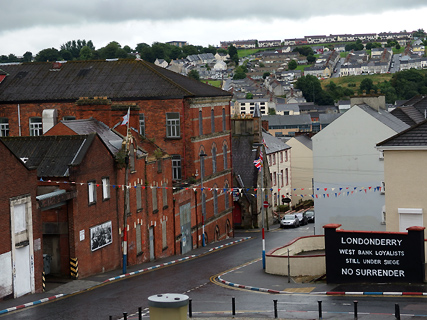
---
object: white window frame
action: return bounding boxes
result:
[139,114,145,136]
[0,118,9,136]
[29,117,42,136]
[172,155,181,180]
[102,177,110,200]
[166,112,180,138]
[88,181,96,205]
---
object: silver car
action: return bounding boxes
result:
[280,214,300,228]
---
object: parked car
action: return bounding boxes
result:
[280,214,300,228]
[305,210,315,223]
[295,211,308,225]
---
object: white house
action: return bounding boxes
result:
[263,132,292,209]
[286,135,313,206]
[312,95,409,233]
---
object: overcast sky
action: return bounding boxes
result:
[1,0,427,56]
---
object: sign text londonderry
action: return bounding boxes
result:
[339,236,405,278]
[325,225,424,283]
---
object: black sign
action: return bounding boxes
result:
[324,225,425,283]
[282,197,291,204]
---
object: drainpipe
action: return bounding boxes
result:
[181,100,187,179]
[17,104,21,136]
[228,100,234,238]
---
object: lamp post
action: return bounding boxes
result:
[253,143,266,269]
[200,151,207,247]
[122,128,131,274]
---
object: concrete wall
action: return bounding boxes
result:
[312,106,397,233]
[266,235,325,276]
[384,150,427,232]
[286,137,313,206]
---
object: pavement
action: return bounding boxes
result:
[2,229,427,318]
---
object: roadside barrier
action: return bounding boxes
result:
[110,298,403,319]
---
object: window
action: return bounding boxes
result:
[162,183,168,208]
[281,170,284,187]
[199,110,203,135]
[0,118,9,136]
[272,154,276,165]
[162,220,167,249]
[274,192,277,206]
[166,112,180,138]
[213,188,218,215]
[200,154,205,179]
[222,108,226,131]
[285,150,288,162]
[225,183,229,209]
[280,151,283,163]
[139,114,145,136]
[212,146,217,174]
[273,172,276,186]
[102,177,110,200]
[223,144,228,169]
[29,117,42,136]
[381,181,385,194]
[285,168,289,186]
[211,109,215,133]
[136,183,142,210]
[136,223,142,254]
[88,181,96,205]
[152,186,158,212]
[172,155,182,180]
[129,147,135,171]
[63,116,76,120]
[201,192,206,220]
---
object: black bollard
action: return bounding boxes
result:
[123,312,127,320]
[395,303,400,320]
[273,299,278,318]
[354,300,358,319]
[189,298,193,318]
[109,316,112,320]
[138,307,142,320]
[232,297,236,315]
[318,300,322,320]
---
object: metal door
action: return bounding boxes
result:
[14,245,31,298]
[149,227,154,261]
[180,203,192,254]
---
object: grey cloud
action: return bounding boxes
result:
[1,0,426,33]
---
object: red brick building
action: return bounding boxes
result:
[0,140,41,299]
[0,59,233,280]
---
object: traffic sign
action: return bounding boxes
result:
[263,201,269,208]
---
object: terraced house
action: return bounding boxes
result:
[0,59,233,294]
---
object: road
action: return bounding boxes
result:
[3,224,427,319]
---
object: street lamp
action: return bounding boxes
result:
[200,151,207,247]
[253,143,266,269]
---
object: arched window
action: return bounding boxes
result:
[224,182,229,209]
[223,144,228,169]
[212,145,217,174]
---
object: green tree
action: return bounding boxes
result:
[60,49,73,61]
[268,108,276,115]
[188,69,200,81]
[288,59,297,70]
[262,72,270,79]
[245,92,254,99]
[23,51,33,62]
[359,78,376,93]
[35,48,61,62]
[228,45,239,66]
[79,46,93,60]
[307,54,316,63]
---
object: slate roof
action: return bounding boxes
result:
[319,113,342,125]
[0,134,97,177]
[377,119,427,147]
[58,118,143,156]
[232,136,258,188]
[293,135,312,150]
[391,105,425,127]
[262,114,312,126]
[0,59,231,103]
[358,105,410,133]
[262,131,290,155]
